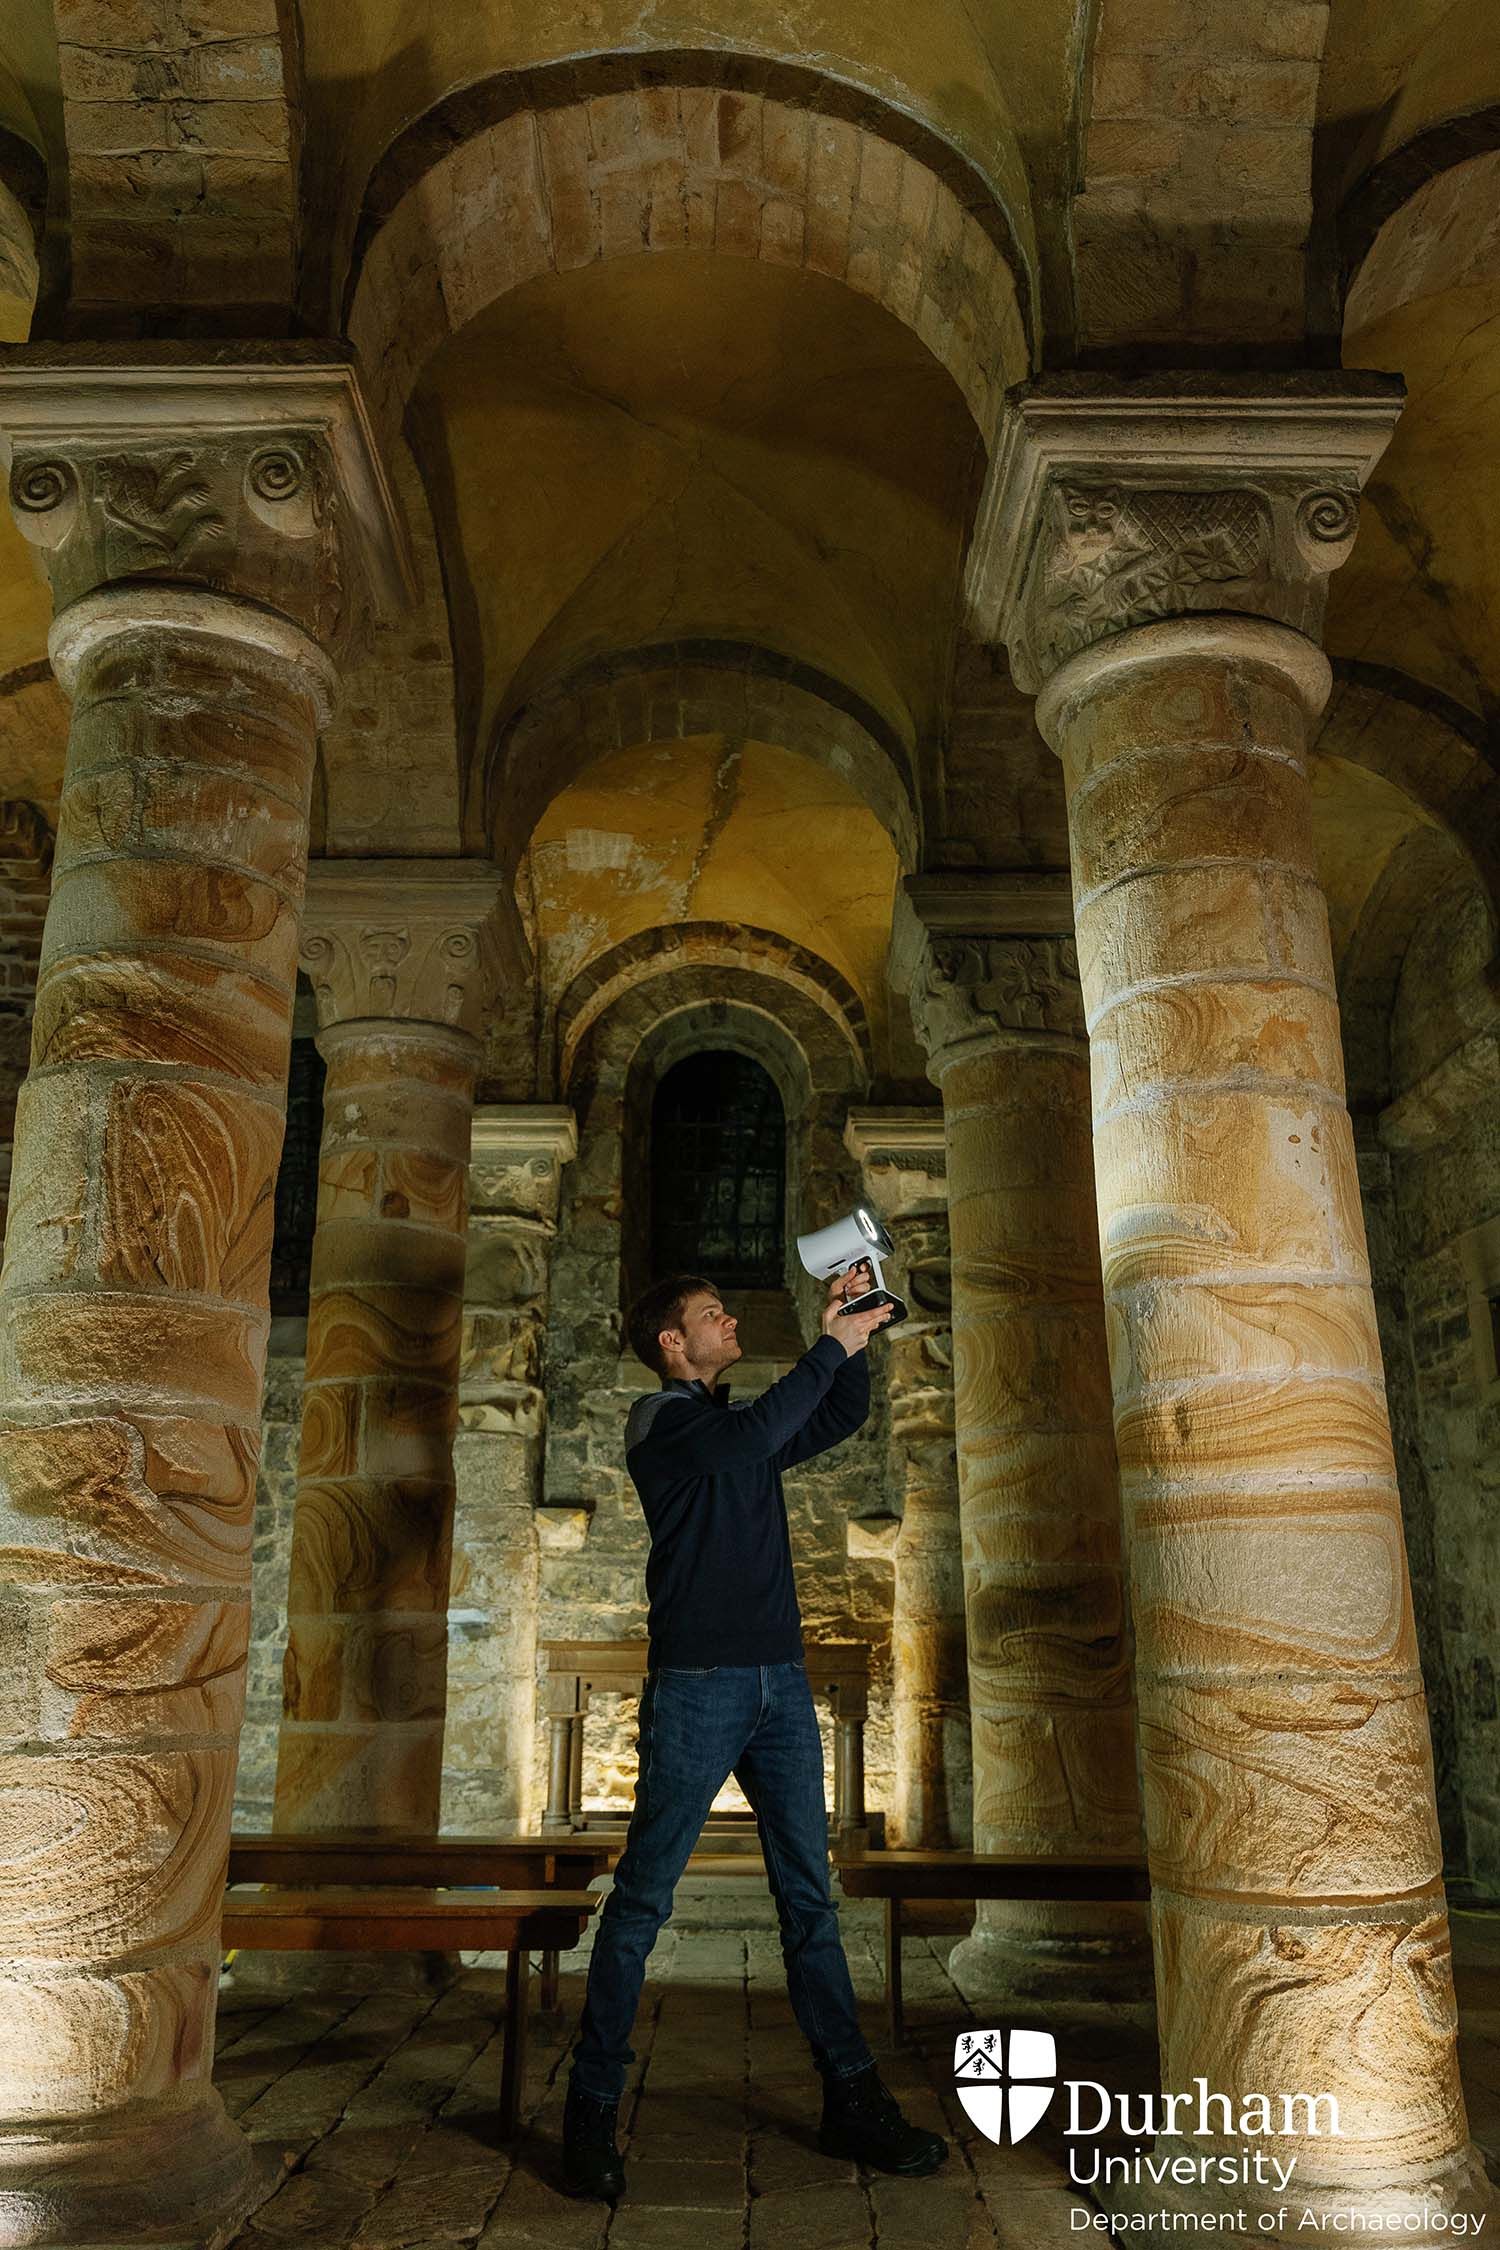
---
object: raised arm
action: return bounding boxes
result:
[629,1336,848,1478]
[628,1283,893,1480]
[774,1345,871,1470]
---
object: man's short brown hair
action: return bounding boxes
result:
[626,1275,718,1378]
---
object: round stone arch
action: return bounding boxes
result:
[345,62,1029,455]
[553,960,868,1367]
[485,643,920,873]
[551,918,871,1096]
[1313,665,1499,1140]
[1337,819,1487,1119]
[0,137,40,338]
[1316,663,1500,922]
[1340,125,1500,337]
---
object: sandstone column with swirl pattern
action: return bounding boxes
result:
[843,1108,970,1850]
[0,351,408,2245]
[972,377,1495,2233]
[896,876,1148,1996]
[273,862,504,1840]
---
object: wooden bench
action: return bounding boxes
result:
[221,1887,599,2139]
[226,1831,613,2010]
[834,1850,1152,2045]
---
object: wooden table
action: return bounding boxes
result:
[226,1831,613,2008]
[541,1638,872,1848]
[222,1886,599,2138]
[834,1850,1152,2044]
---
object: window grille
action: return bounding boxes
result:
[269,1033,326,1317]
[650,1050,786,1287]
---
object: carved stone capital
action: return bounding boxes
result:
[470,1105,578,1221]
[300,860,512,1038]
[890,871,1084,1078]
[0,344,412,660]
[966,374,1403,692]
[843,1107,947,1220]
[908,933,1084,1078]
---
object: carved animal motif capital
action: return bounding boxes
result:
[0,348,413,651]
[9,430,342,645]
[966,378,1404,691]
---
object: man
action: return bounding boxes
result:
[562,1265,949,2200]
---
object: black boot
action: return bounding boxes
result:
[819,2062,949,2177]
[562,2080,626,2200]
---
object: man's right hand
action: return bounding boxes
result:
[820,1271,895,1356]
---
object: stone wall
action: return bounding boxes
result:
[1371,881,1500,1892]
[234,1329,305,1832]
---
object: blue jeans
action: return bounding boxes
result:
[569,1659,876,2103]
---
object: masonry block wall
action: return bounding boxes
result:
[1365,877,1500,1890]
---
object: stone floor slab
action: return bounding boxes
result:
[214,1896,1500,2250]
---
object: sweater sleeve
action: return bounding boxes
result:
[628,1335,849,1477]
[773,1345,871,1470]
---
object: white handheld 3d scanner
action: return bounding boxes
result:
[795,1205,907,1327]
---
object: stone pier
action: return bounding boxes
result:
[843,1106,970,1850]
[444,1103,577,1833]
[0,350,407,2246]
[974,374,1496,2234]
[273,862,504,1841]
[895,869,1148,2001]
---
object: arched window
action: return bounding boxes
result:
[649,1051,786,1288]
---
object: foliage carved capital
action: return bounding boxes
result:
[907,933,1085,1077]
[966,375,1404,692]
[300,860,510,1038]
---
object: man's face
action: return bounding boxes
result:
[662,1289,741,1378]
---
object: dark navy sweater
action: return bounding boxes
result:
[623,1334,871,1668]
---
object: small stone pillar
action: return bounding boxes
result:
[0,799,51,1240]
[272,863,505,1841]
[444,1104,576,1832]
[843,1108,970,1849]
[0,350,407,2246]
[975,375,1495,2232]
[895,872,1148,1999]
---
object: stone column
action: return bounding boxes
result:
[894,872,1148,2000]
[0,798,51,1240]
[843,1108,970,1850]
[0,350,407,2246]
[443,1104,576,1833]
[272,863,505,1842]
[975,376,1494,2233]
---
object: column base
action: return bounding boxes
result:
[0,2088,266,2247]
[949,1917,1151,2007]
[1088,2133,1498,2246]
[222,1949,462,1999]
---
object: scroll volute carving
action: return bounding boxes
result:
[300,910,501,1038]
[968,380,1403,692]
[1013,473,1369,686]
[9,433,343,642]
